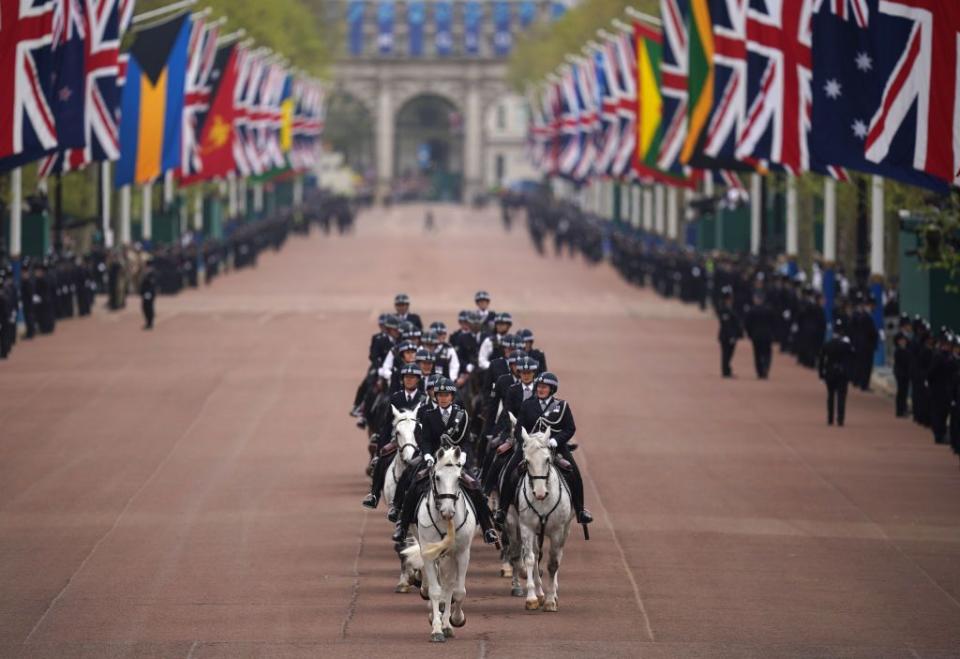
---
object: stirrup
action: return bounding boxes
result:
[577,509,593,524]
[361,494,378,510]
[392,524,406,543]
[387,506,399,523]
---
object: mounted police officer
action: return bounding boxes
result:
[350,313,397,420]
[478,312,513,370]
[379,340,419,393]
[494,371,593,526]
[482,356,538,494]
[517,328,547,374]
[392,377,499,546]
[474,290,496,330]
[393,293,422,330]
[362,362,428,510]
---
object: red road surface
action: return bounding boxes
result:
[2,204,959,658]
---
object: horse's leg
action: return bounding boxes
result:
[520,522,540,610]
[543,534,564,612]
[532,539,545,607]
[450,544,470,628]
[422,559,445,642]
[508,511,524,597]
[440,556,455,637]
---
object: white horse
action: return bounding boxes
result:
[383,404,421,593]
[402,446,477,643]
[515,428,574,612]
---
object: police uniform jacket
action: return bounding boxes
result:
[515,396,576,447]
[418,404,470,457]
[369,332,394,367]
[718,306,743,343]
[526,348,548,374]
[395,312,423,330]
[379,387,427,443]
[819,337,855,383]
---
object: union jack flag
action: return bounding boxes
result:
[256,63,288,171]
[862,0,960,186]
[0,0,58,168]
[235,48,267,176]
[542,81,562,175]
[39,0,134,176]
[573,57,599,182]
[611,29,637,178]
[180,18,221,178]
[289,78,324,171]
[557,65,583,177]
[525,86,549,171]
[593,39,621,175]
[658,0,690,176]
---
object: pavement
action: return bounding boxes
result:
[1,203,959,659]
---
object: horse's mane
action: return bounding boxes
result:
[435,448,463,469]
[523,430,552,455]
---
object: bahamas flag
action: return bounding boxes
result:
[635,22,664,176]
[116,14,191,187]
[280,75,295,154]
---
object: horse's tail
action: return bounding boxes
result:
[400,539,425,571]
[420,518,456,561]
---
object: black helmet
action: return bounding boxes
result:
[468,309,486,325]
[394,293,411,306]
[495,311,513,326]
[401,326,422,341]
[517,328,535,343]
[507,348,528,365]
[430,321,448,334]
[457,310,470,323]
[421,329,439,345]
[535,371,559,393]
[516,356,539,373]
[400,363,422,377]
[500,333,520,349]
[425,374,440,390]
[377,313,389,326]
[435,377,457,394]
[415,348,436,363]
[398,320,415,334]
[383,314,400,330]
[397,340,418,354]
[474,290,491,302]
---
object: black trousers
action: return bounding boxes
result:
[931,396,951,444]
[721,340,736,377]
[827,379,848,425]
[353,369,377,407]
[369,452,394,498]
[911,378,929,426]
[895,375,910,417]
[751,339,772,378]
[142,300,155,328]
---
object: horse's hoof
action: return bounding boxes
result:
[451,611,466,628]
[511,587,525,597]
[500,565,513,578]
[395,583,411,593]
[420,587,429,601]
[544,599,558,612]
[443,627,455,638]
[525,598,540,611]
[430,633,446,643]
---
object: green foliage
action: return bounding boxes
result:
[508,0,659,91]
[134,0,336,76]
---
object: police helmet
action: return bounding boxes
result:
[534,371,559,393]
[383,314,400,330]
[394,293,411,306]
[425,374,441,390]
[430,321,448,334]
[397,340,418,354]
[457,310,470,323]
[474,290,491,302]
[421,329,439,345]
[377,313,389,326]
[434,377,457,394]
[401,327,422,341]
[400,363,422,378]
[495,311,513,326]
[517,328,535,343]
[516,356,540,373]
[415,348,436,363]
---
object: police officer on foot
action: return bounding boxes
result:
[819,318,855,426]
[718,285,743,378]
[140,260,157,330]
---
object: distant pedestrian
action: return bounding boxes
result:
[819,318,855,427]
[140,261,157,330]
[717,286,743,378]
[892,315,912,417]
[745,292,775,379]
[424,210,435,232]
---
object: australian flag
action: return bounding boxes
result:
[810,0,947,192]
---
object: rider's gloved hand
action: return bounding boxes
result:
[423,454,435,466]
[548,438,558,449]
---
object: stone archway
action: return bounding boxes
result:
[324,91,376,178]
[393,94,464,201]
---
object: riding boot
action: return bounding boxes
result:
[367,453,393,504]
[562,452,593,524]
[465,489,498,544]
[393,479,427,542]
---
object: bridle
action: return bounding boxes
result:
[431,466,462,511]
[394,417,418,462]
[525,444,553,487]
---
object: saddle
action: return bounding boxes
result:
[379,440,398,457]
[556,457,573,472]
[460,472,480,491]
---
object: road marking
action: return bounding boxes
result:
[578,448,656,642]
[339,510,369,639]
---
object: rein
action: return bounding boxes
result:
[521,457,567,565]
[423,474,470,542]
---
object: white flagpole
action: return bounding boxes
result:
[101,162,114,248]
[823,178,837,261]
[870,175,884,275]
[142,183,153,240]
[227,173,238,219]
[194,188,203,230]
[786,176,798,256]
[120,185,131,244]
[10,168,22,257]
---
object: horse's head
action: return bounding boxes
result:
[391,404,420,460]
[431,446,465,521]
[521,427,553,501]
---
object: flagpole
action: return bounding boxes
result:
[54,173,64,254]
[131,0,198,25]
[194,188,203,231]
[786,176,798,260]
[624,7,662,27]
[10,169,22,258]
[142,183,153,242]
[120,185,131,245]
[823,178,836,262]
[750,174,763,256]
[100,162,114,249]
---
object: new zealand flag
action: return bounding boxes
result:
[810,0,947,192]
